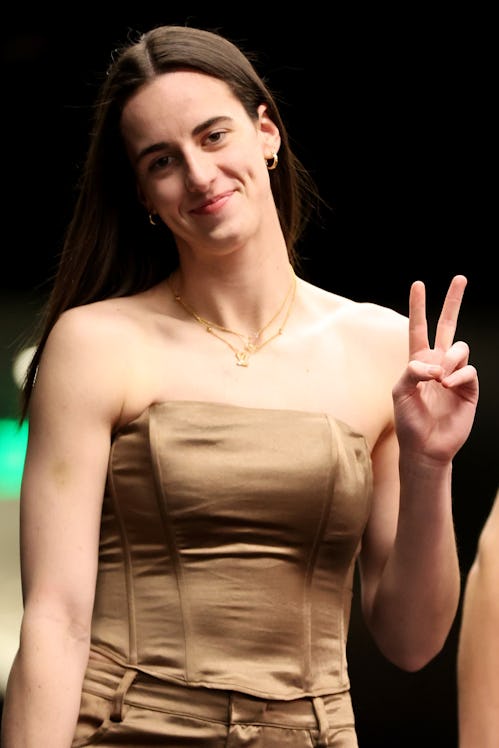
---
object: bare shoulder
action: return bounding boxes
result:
[45,289,164,363]
[34,292,158,427]
[300,278,409,349]
[291,280,409,442]
[51,292,152,337]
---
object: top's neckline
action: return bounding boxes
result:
[113,400,367,443]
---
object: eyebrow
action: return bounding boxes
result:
[134,115,234,166]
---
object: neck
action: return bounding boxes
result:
[170,256,295,336]
[169,265,297,367]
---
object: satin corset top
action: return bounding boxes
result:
[91,401,373,699]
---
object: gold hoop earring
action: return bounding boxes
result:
[266,153,278,171]
[148,212,160,226]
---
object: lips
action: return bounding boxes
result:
[190,191,234,215]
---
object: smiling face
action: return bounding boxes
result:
[120,70,281,259]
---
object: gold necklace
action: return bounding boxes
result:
[170,270,297,367]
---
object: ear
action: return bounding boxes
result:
[257,103,281,158]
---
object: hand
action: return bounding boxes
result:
[392,275,479,463]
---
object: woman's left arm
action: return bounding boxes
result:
[359,275,479,670]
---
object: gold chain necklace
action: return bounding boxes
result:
[169,269,297,367]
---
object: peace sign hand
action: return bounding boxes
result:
[392,275,479,463]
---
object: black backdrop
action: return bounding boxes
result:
[1,6,497,746]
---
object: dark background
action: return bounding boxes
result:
[1,6,497,747]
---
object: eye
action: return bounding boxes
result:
[149,154,174,172]
[205,130,227,146]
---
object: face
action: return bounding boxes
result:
[120,70,280,257]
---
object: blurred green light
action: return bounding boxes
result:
[0,419,28,500]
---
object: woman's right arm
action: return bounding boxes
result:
[1,307,124,747]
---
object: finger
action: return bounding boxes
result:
[440,340,470,378]
[408,280,430,359]
[434,275,467,352]
[392,359,443,398]
[441,363,479,396]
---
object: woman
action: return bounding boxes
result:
[457,486,499,746]
[1,24,479,747]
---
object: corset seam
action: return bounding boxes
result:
[149,409,192,681]
[302,415,336,690]
[108,439,139,664]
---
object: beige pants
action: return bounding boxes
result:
[72,659,358,747]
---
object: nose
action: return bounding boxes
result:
[183,150,216,192]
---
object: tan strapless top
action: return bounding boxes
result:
[90,401,373,699]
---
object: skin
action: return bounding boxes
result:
[457,487,499,746]
[1,71,479,746]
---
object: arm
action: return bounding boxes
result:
[457,487,499,747]
[1,308,123,747]
[359,275,479,670]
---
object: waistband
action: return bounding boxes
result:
[82,659,354,744]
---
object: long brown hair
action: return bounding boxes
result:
[20,24,321,420]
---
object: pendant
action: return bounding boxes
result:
[235,350,249,367]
